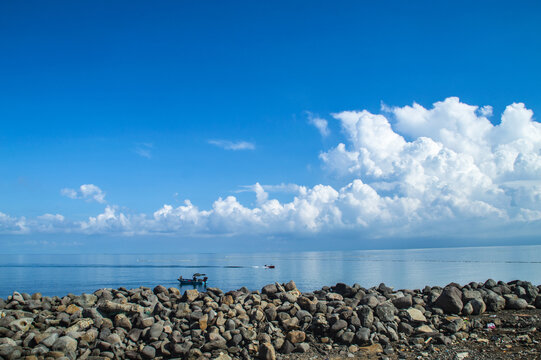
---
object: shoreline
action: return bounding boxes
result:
[0,279,540,359]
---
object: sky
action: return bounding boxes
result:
[1,1,541,253]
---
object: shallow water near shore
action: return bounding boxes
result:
[1,244,541,298]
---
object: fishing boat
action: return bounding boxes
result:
[264,264,275,269]
[178,273,208,285]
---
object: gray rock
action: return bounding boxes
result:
[52,335,78,353]
[355,327,371,344]
[392,295,412,309]
[0,344,16,358]
[149,322,163,340]
[285,280,297,291]
[469,298,486,315]
[280,340,295,354]
[294,342,310,353]
[485,292,505,312]
[331,319,348,333]
[341,331,355,344]
[398,322,414,335]
[41,332,60,347]
[535,295,541,309]
[74,293,97,308]
[441,318,464,334]
[376,303,395,322]
[506,297,528,310]
[406,308,426,323]
[262,284,278,295]
[358,306,374,328]
[141,345,156,359]
[434,287,463,314]
[259,342,276,360]
[462,302,474,315]
[9,317,33,332]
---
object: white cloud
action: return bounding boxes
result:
[134,143,153,159]
[2,97,541,242]
[61,184,106,203]
[308,113,330,137]
[208,140,255,150]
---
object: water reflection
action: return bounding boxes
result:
[1,245,540,297]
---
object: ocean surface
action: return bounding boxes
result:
[1,245,541,298]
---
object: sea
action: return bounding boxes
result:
[1,245,541,299]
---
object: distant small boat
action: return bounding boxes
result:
[265,264,275,269]
[178,273,207,285]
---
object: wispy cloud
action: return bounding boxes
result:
[134,143,153,159]
[208,139,255,150]
[307,112,330,137]
[61,184,106,203]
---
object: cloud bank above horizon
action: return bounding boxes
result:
[2,97,541,241]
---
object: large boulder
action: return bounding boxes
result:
[434,286,463,314]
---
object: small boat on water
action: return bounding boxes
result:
[178,273,208,285]
[264,264,275,269]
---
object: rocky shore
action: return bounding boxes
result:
[0,279,540,360]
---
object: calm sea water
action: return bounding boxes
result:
[1,245,540,298]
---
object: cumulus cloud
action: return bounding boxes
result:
[2,97,541,241]
[61,184,106,203]
[208,140,255,151]
[308,113,330,137]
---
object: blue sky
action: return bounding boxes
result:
[1,1,541,253]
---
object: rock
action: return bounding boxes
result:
[215,352,232,360]
[469,298,486,315]
[326,293,343,301]
[434,286,463,314]
[262,284,278,295]
[182,289,199,302]
[99,300,144,314]
[9,317,33,332]
[106,333,122,345]
[153,285,168,294]
[506,297,528,310]
[52,336,78,353]
[375,303,395,322]
[280,340,295,354]
[259,342,276,360]
[462,301,473,315]
[354,311,371,333]
[415,325,436,335]
[114,313,132,330]
[485,293,505,312]
[331,319,348,333]
[392,295,412,309]
[141,345,156,359]
[398,322,414,335]
[295,342,310,353]
[286,330,305,344]
[357,343,383,355]
[65,304,81,314]
[535,295,541,309]
[149,322,163,340]
[355,327,371,344]
[442,318,464,333]
[297,296,318,313]
[41,333,60,347]
[74,293,97,308]
[341,331,355,344]
[406,308,426,323]
[284,280,297,291]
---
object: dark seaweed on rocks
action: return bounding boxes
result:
[0,279,540,359]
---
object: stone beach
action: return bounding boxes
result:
[0,279,540,359]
